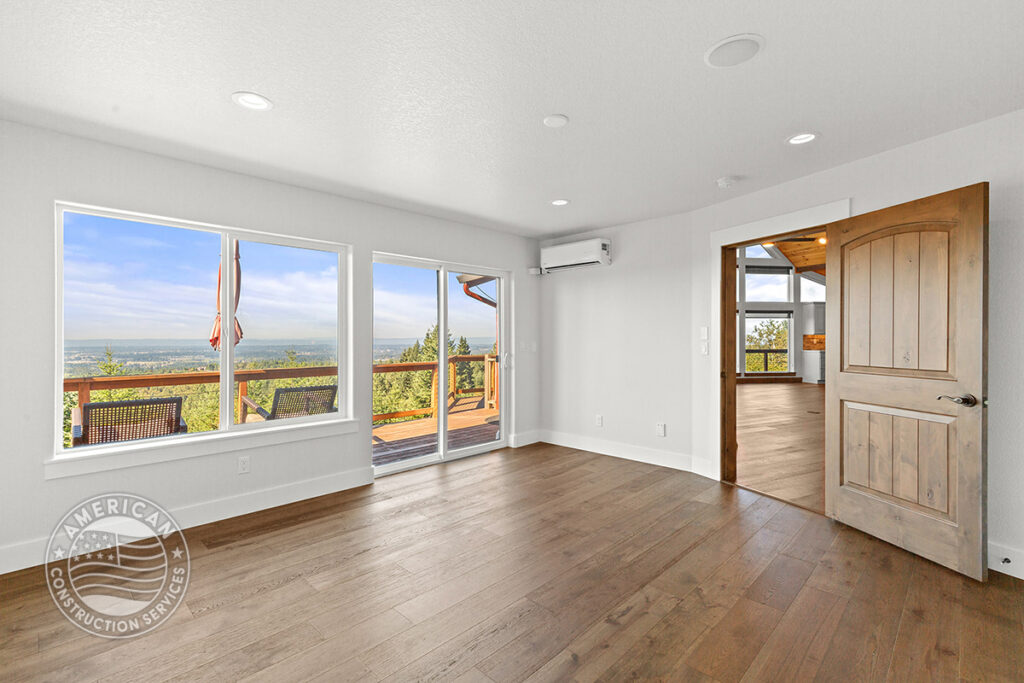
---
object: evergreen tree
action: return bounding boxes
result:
[745,319,789,372]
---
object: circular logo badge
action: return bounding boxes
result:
[45,493,190,639]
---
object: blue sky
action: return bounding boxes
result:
[744,272,825,302]
[63,212,337,339]
[373,262,498,342]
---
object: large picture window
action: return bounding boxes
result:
[58,204,347,454]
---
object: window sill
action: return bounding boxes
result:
[45,417,360,480]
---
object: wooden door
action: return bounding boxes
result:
[825,183,988,580]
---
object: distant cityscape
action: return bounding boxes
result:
[63,337,495,376]
[372,337,496,362]
[63,339,337,377]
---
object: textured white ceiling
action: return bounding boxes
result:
[2,1,1023,237]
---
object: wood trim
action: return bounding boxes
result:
[721,246,738,482]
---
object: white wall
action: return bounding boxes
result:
[0,119,541,573]
[539,108,1024,577]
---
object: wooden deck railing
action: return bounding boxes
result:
[372,354,499,423]
[63,354,500,426]
[64,366,338,423]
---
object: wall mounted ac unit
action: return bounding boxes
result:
[540,238,611,273]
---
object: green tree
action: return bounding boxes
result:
[92,345,140,403]
[372,324,468,424]
[745,319,789,372]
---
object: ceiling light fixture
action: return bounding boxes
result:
[762,242,775,248]
[817,237,828,245]
[716,175,738,189]
[232,91,273,111]
[543,114,569,128]
[787,132,817,145]
[704,34,765,68]
[551,199,570,206]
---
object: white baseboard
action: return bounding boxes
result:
[509,430,542,448]
[538,430,691,472]
[989,540,1024,581]
[0,466,373,575]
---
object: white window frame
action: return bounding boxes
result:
[371,252,511,477]
[48,201,356,479]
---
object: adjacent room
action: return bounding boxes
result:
[2,2,1024,681]
[732,232,828,513]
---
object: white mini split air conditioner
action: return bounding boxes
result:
[540,238,611,273]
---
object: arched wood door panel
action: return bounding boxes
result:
[826,183,987,580]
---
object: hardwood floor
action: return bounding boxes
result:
[2,443,1021,681]
[737,382,826,513]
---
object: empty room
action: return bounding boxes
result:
[2,2,1023,681]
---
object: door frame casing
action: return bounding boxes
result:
[708,201,851,483]
[371,252,512,477]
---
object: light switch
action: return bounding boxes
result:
[700,342,709,355]
[699,326,709,340]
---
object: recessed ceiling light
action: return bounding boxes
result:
[817,237,828,245]
[716,176,738,189]
[762,242,775,248]
[543,114,569,128]
[551,199,570,206]
[787,132,817,145]
[232,91,273,111]
[704,34,765,68]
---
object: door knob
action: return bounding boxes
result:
[936,394,977,407]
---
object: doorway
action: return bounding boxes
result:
[371,255,507,475]
[724,230,829,513]
[720,184,988,579]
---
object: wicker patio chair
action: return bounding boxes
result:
[241,385,338,422]
[72,397,188,447]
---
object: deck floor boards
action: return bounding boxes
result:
[2,443,1020,682]
[372,396,499,466]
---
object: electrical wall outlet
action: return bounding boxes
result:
[655,423,666,437]
[238,455,251,474]
[595,414,603,427]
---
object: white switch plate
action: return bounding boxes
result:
[238,455,251,474]
[595,414,603,427]
[655,423,666,437]
[699,326,709,340]
[700,342,709,355]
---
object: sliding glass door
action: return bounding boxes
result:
[372,256,506,472]
[446,271,501,452]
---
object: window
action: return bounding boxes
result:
[232,239,339,425]
[59,204,348,453]
[745,266,791,302]
[745,313,791,372]
[744,244,772,258]
[800,275,826,302]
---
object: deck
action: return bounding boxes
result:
[372,395,499,466]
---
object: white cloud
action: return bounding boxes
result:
[64,258,339,340]
[373,289,439,339]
